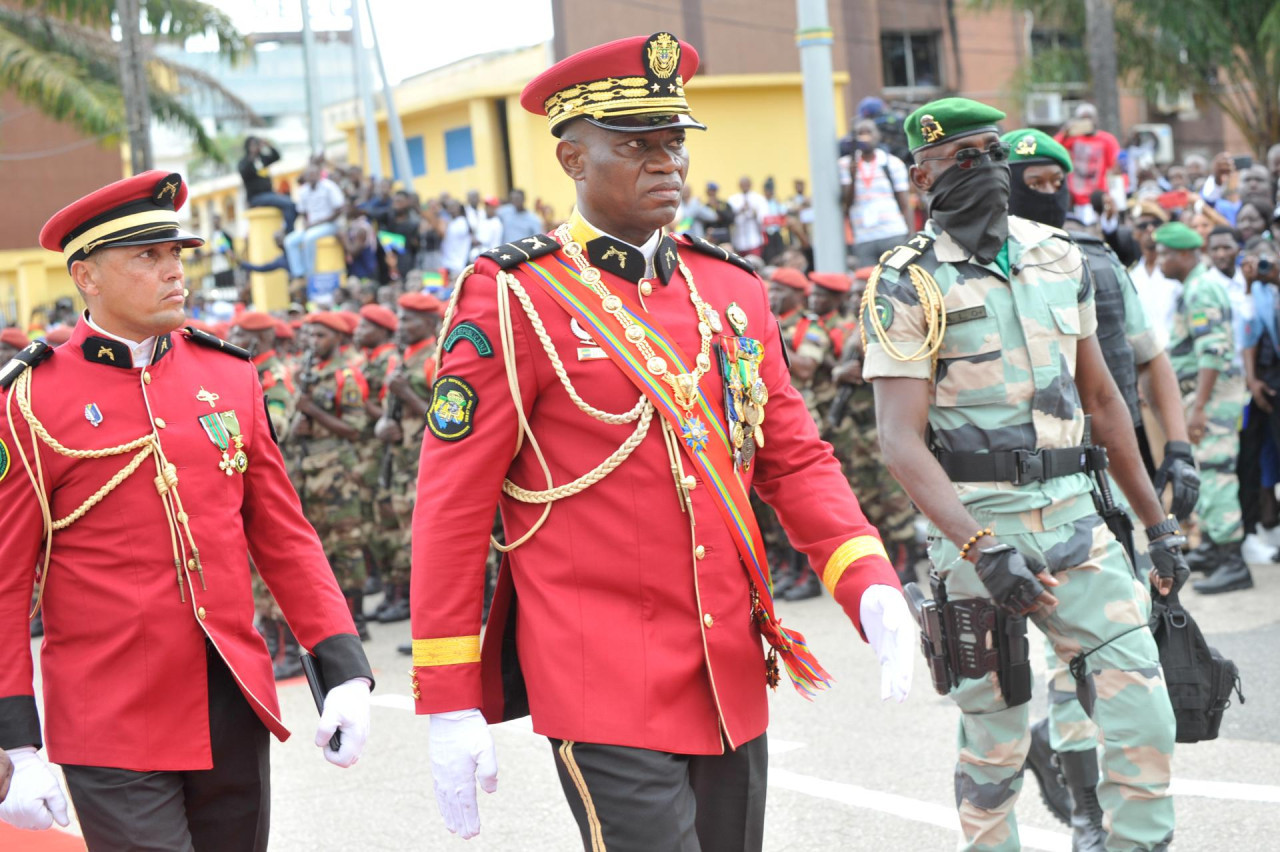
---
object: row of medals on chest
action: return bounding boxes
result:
[557,230,768,464]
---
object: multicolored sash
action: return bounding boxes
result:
[521,252,831,696]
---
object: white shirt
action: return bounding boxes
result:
[86,313,156,368]
[1212,265,1250,372]
[1129,258,1179,350]
[297,177,345,226]
[839,149,910,243]
[726,191,769,253]
[474,214,504,254]
[440,215,473,275]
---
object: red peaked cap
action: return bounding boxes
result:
[359,303,399,332]
[808,272,852,293]
[520,33,704,137]
[398,292,443,314]
[39,170,202,268]
[231,311,276,331]
[770,267,811,294]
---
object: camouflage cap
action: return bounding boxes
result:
[905,97,1006,154]
[1000,128,1072,173]
[1153,221,1203,250]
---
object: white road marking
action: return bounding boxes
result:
[1170,778,1280,803]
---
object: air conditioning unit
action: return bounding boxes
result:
[1155,86,1197,117]
[1131,123,1175,165]
[1025,92,1065,126]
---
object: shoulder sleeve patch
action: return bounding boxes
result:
[676,234,758,274]
[443,320,494,358]
[184,328,251,360]
[0,340,54,390]
[479,235,560,269]
[427,375,478,442]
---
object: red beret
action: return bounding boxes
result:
[230,311,276,331]
[398,292,443,314]
[359,303,399,332]
[209,322,230,339]
[770,267,811,294]
[305,311,352,335]
[520,32,704,137]
[808,272,852,293]
[1,327,29,349]
[273,318,294,340]
[39,171,202,267]
[853,266,876,281]
[338,311,360,334]
[43,326,73,346]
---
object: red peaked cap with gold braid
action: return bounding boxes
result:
[521,32,706,137]
[40,170,203,270]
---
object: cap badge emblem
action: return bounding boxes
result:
[1015,135,1037,156]
[153,174,181,205]
[920,114,945,144]
[646,32,680,79]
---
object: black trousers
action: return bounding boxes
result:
[62,642,271,852]
[550,733,768,852]
[1237,399,1280,536]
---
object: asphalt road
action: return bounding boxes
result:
[10,564,1280,851]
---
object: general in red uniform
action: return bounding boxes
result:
[410,33,916,850]
[0,172,373,851]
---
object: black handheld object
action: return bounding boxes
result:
[300,652,342,752]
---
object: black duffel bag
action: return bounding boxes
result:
[1149,590,1245,743]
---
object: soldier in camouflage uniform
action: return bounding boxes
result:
[1157,222,1253,594]
[291,312,372,637]
[864,98,1183,852]
[228,311,304,678]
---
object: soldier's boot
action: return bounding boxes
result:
[783,566,823,601]
[1059,748,1106,852]
[1193,542,1254,595]
[770,547,801,598]
[378,583,411,623]
[363,573,384,596]
[397,642,412,656]
[345,590,371,641]
[1183,538,1217,573]
[1022,718,1071,826]
[272,622,304,680]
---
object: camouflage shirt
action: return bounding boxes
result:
[251,349,296,440]
[1168,263,1238,385]
[862,216,1099,530]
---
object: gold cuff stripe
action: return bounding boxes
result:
[822,535,891,596]
[558,741,607,851]
[411,635,481,667]
[63,210,180,259]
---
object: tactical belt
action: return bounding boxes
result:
[934,446,1103,485]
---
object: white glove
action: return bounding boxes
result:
[860,584,916,702]
[429,708,498,839]
[315,678,371,768]
[0,747,70,831]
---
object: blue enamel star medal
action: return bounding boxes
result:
[84,403,103,427]
[681,416,710,452]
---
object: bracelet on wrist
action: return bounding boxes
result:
[959,527,994,560]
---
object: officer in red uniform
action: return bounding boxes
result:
[0,171,373,850]
[410,33,915,850]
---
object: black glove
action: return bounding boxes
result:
[1148,533,1191,596]
[1153,441,1200,521]
[974,543,1047,615]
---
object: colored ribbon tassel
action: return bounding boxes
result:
[759,614,832,698]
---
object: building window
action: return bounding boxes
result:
[394,136,428,184]
[444,127,475,171]
[881,32,942,90]
[1029,29,1087,88]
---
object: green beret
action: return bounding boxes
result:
[1001,128,1072,173]
[905,97,1006,154]
[1153,221,1204,250]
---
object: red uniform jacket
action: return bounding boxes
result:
[410,231,897,755]
[0,321,371,771]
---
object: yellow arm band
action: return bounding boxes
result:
[411,636,481,667]
[822,535,891,596]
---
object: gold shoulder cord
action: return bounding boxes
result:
[857,260,949,370]
[433,265,654,554]
[7,360,207,616]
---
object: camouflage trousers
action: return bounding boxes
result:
[929,512,1175,852]
[837,410,916,548]
[373,493,411,586]
[299,441,367,591]
[1184,387,1244,545]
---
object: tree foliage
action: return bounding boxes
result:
[970,0,1280,155]
[0,0,256,161]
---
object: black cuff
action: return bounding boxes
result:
[312,633,375,693]
[0,695,43,751]
[1164,440,1193,461]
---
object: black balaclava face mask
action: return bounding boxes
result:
[1009,161,1071,229]
[926,157,1011,264]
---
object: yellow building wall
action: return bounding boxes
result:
[0,250,81,330]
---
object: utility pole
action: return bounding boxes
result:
[795,0,843,273]
[300,0,323,155]
[363,0,413,186]
[1085,0,1121,134]
[116,0,153,173]
[349,0,383,178]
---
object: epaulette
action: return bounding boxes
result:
[0,340,53,390]
[478,235,561,269]
[879,232,936,272]
[183,327,251,360]
[676,234,758,274]
[1067,229,1105,245]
